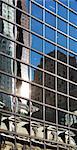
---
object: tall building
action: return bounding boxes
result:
[0,0,77,150]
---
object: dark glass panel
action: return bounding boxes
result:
[44,73,55,90]
[44,56,55,73]
[45,107,56,123]
[57,78,67,94]
[69,83,77,98]
[45,89,55,106]
[57,62,67,78]
[69,68,77,83]
[57,94,68,110]
[57,47,67,63]
[31,84,43,102]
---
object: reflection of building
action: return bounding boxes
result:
[0,0,14,111]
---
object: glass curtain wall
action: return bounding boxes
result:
[0,0,77,150]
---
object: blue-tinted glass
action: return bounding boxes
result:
[69,25,77,39]
[58,0,68,5]
[58,4,68,19]
[45,11,56,27]
[31,18,43,35]
[45,41,55,57]
[30,50,43,68]
[45,26,55,42]
[45,0,56,13]
[69,38,77,53]
[33,0,43,5]
[31,3,43,20]
[69,0,77,12]
[31,34,43,52]
[57,33,67,48]
[69,11,77,26]
[57,18,67,34]
[57,47,67,63]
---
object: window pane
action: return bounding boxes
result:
[57,4,68,19]
[30,67,43,85]
[58,0,68,5]
[69,0,77,12]
[57,78,67,94]
[57,18,67,34]
[57,94,68,110]
[30,50,43,68]
[31,3,43,20]
[69,68,77,83]
[44,56,55,73]
[57,32,67,48]
[57,62,67,78]
[44,73,55,89]
[69,38,77,53]
[31,18,43,35]
[58,110,67,126]
[69,25,77,39]
[45,107,56,123]
[57,47,67,63]
[45,11,56,27]
[69,98,77,112]
[69,83,77,98]
[45,0,56,13]
[45,41,55,57]
[69,52,77,67]
[33,0,43,5]
[31,84,43,102]
[31,34,43,52]
[45,89,55,106]
[69,11,77,26]
[45,26,55,42]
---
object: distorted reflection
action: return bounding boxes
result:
[0,133,15,150]
[45,124,57,142]
[0,113,15,132]
[31,122,44,139]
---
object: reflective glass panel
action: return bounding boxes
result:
[69,0,77,12]
[69,83,77,98]
[45,0,56,13]
[69,11,77,26]
[57,94,68,110]
[31,34,43,52]
[45,107,56,123]
[69,68,77,83]
[45,89,55,106]
[69,25,77,39]
[44,73,55,89]
[45,26,56,42]
[57,4,68,19]
[31,18,43,35]
[30,50,43,68]
[44,41,55,57]
[57,32,67,48]
[57,47,67,63]
[31,3,43,20]
[57,18,67,34]
[44,56,55,73]
[57,78,67,94]
[45,11,56,27]
[57,62,67,78]
[69,52,77,68]
[69,38,77,53]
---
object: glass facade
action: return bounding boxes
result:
[0,0,77,149]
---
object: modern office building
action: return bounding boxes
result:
[0,0,77,149]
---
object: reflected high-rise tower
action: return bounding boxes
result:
[0,0,15,110]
